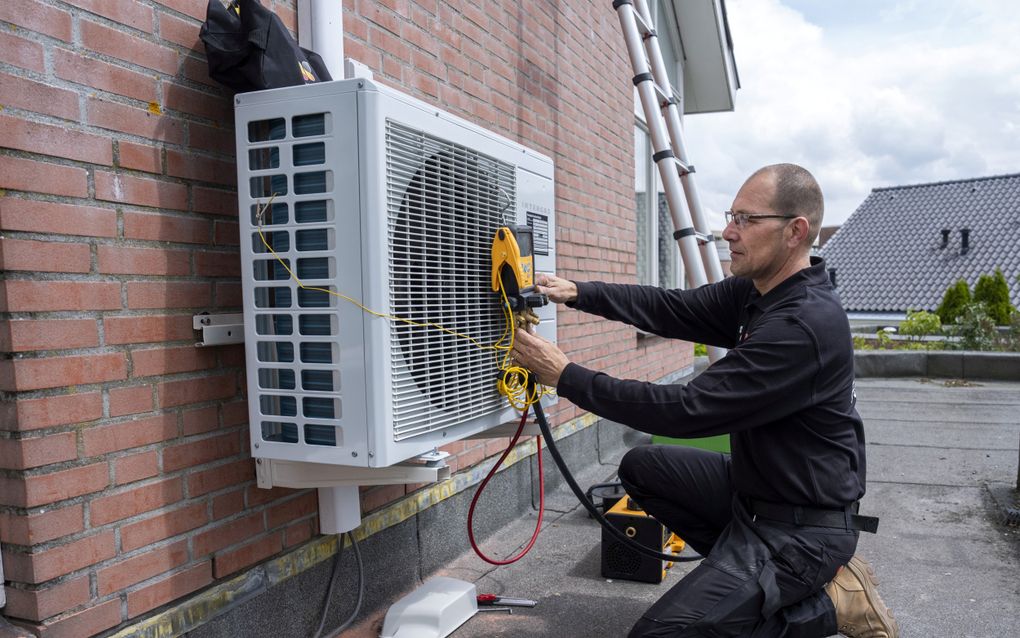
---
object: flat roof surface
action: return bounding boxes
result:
[349,377,1020,637]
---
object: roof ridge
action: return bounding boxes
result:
[871,172,1020,193]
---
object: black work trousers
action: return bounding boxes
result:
[618,445,858,638]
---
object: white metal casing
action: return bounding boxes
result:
[235,78,556,468]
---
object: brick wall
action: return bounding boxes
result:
[0,0,691,634]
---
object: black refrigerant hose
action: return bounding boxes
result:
[529,385,702,563]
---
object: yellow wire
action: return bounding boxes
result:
[252,197,552,411]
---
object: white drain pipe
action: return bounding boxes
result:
[296,0,360,534]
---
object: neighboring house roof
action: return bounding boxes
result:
[818,173,1020,313]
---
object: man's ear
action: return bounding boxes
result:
[788,217,810,246]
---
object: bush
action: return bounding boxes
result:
[936,279,971,324]
[694,343,707,357]
[973,268,1015,325]
[950,303,998,351]
[899,310,941,340]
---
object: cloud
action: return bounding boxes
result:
[684,0,1020,229]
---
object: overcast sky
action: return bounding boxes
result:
[683,0,1020,229]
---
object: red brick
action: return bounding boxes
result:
[2,531,115,583]
[187,458,254,497]
[0,505,84,546]
[213,220,239,246]
[4,393,101,433]
[183,405,219,436]
[188,122,235,156]
[214,282,242,307]
[125,211,210,244]
[104,315,195,345]
[4,319,98,352]
[0,30,45,73]
[34,598,121,638]
[181,54,221,89]
[166,149,235,185]
[0,0,72,41]
[97,246,190,276]
[86,97,184,144]
[0,199,117,238]
[126,562,212,617]
[0,238,91,274]
[96,539,188,596]
[127,282,211,309]
[213,532,282,578]
[2,353,126,392]
[192,186,238,216]
[266,492,317,529]
[110,385,154,417]
[360,483,406,513]
[245,485,297,508]
[81,19,179,75]
[283,519,316,548]
[64,0,154,33]
[154,0,207,20]
[163,84,232,123]
[0,72,79,121]
[95,171,188,211]
[158,11,201,48]
[1,281,121,313]
[54,47,159,103]
[158,374,235,408]
[132,347,217,381]
[193,511,263,557]
[90,477,183,526]
[121,502,207,551]
[0,113,113,165]
[0,432,77,470]
[82,413,177,457]
[0,463,108,509]
[163,432,238,472]
[3,575,90,622]
[195,250,241,277]
[119,141,163,174]
[211,489,244,520]
[114,450,159,485]
[0,156,87,198]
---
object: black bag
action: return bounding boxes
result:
[200,0,332,92]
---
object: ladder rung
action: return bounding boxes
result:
[652,81,671,103]
[671,156,694,176]
[633,8,654,37]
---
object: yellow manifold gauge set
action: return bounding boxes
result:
[492,224,548,325]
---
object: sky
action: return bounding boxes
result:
[683,0,1020,229]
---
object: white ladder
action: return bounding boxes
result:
[613,0,728,360]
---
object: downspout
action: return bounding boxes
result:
[296,0,361,535]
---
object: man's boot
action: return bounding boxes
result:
[824,555,899,638]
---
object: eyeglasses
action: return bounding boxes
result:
[724,210,797,229]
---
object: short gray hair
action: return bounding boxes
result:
[751,163,824,245]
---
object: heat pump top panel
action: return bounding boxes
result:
[236,78,556,468]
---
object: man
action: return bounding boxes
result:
[512,164,898,637]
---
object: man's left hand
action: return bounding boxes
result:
[511,330,570,387]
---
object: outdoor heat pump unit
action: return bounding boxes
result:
[235,77,556,471]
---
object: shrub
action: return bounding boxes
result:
[694,343,707,357]
[936,279,971,324]
[973,268,1015,325]
[951,303,998,351]
[899,310,941,339]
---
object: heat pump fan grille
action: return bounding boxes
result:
[386,120,515,439]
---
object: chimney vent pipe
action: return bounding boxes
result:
[960,228,970,255]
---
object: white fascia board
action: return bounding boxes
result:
[672,0,738,114]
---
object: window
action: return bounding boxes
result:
[634,0,684,289]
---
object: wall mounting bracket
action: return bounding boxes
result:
[193,313,244,347]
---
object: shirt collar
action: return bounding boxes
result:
[745,256,829,313]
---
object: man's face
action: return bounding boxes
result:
[722,174,792,282]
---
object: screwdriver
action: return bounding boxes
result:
[477,594,537,608]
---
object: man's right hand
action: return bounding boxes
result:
[535,274,578,304]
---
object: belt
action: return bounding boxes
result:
[748,498,880,534]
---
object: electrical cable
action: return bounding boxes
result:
[467,406,545,565]
[529,382,701,563]
[314,531,365,638]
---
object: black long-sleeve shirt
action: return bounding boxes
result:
[557,258,865,508]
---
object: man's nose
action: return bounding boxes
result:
[721,222,738,242]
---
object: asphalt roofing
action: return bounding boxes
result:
[818,173,1020,313]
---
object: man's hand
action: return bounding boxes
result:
[534,273,578,304]
[511,329,570,388]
